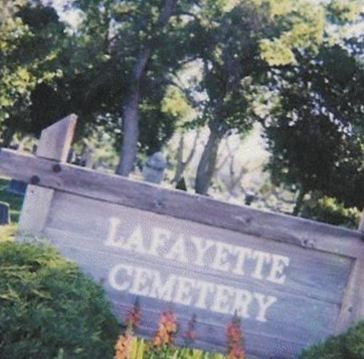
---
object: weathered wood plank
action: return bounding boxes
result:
[46,192,352,304]
[0,148,363,259]
[47,239,341,358]
[335,259,364,333]
[334,206,364,332]
[47,225,350,304]
[110,300,309,359]
[19,187,54,234]
[17,115,77,235]
[0,143,363,358]
[36,114,77,162]
[40,191,358,358]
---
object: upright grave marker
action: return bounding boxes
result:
[0,116,363,359]
[0,202,10,225]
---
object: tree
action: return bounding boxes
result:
[260,38,364,215]
[0,0,66,144]
[189,0,327,194]
[116,0,178,175]
[69,0,200,175]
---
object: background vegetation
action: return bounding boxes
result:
[299,321,364,359]
[0,241,119,358]
[1,0,363,227]
[1,0,364,358]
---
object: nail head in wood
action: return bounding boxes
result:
[30,175,40,185]
[53,164,62,173]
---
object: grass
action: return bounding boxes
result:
[0,177,23,241]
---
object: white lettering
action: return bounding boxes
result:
[123,225,146,254]
[254,294,277,322]
[149,272,175,301]
[194,280,214,309]
[109,264,132,291]
[211,242,231,272]
[165,234,188,263]
[267,255,290,284]
[232,247,252,275]
[210,284,234,314]
[130,267,151,296]
[104,217,122,247]
[174,277,194,305]
[251,251,271,280]
[233,289,253,318]
[190,236,215,266]
[150,227,170,255]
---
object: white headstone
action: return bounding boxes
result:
[142,152,167,184]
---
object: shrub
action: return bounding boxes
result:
[301,196,360,229]
[299,322,364,359]
[0,241,119,359]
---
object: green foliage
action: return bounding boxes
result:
[0,178,23,223]
[0,222,17,242]
[260,0,325,66]
[261,39,364,211]
[327,0,364,23]
[115,336,226,359]
[0,241,119,359]
[301,196,360,229]
[68,0,199,154]
[0,1,64,136]
[189,0,328,130]
[299,321,364,359]
[0,178,22,241]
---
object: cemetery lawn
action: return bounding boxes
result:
[0,177,23,241]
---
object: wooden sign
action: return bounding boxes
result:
[0,116,363,359]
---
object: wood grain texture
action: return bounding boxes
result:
[18,186,54,234]
[48,241,340,358]
[0,148,363,258]
[0,145,363,358]
[17,115,77,235]
[41,191,357,358]
[335,259,364,333]
[46,193,352,304]
[36,114,77,161]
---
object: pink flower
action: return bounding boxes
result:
[125,299,140,330]
[152,309,178,347]
[225,313,246,359]
[183,314,197,345]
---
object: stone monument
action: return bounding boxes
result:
[142,152,167,184]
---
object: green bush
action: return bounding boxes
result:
[0,241,119,359]
[299,322,364,359]
[301,196,360,229]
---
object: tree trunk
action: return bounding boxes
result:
[116,91,140,176]
[116,0,178,176]
[172,133,186,184]
[116,90,140,175]
[172,131,199,184]
[116,47,150,176]
[2,126,15,148]
[195,127,224,195]
[359,208,364,232]
[293,186,307,216]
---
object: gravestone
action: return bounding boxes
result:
[0,202,10,225]
[245,193,257,206]
[7,180,27,196]
[142,152,167,184]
